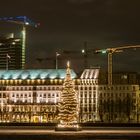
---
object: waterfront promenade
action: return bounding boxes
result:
[0,126,139,140]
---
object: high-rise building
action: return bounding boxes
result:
[0,35,22,70]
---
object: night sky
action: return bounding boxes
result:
[0,0,140,73]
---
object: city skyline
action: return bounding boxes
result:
[0,0,140,72]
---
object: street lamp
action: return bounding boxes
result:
[55,52,60,69]
[6,54,11,70]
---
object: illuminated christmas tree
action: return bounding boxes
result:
[57,61,79,130]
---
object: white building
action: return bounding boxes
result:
[0,68,139,123]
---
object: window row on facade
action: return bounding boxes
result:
[79,86,97,90]
[80,93,96,98]
[3,86,62,91]
[99,92,136,98]
[0,79,64,85]
[0,105,56,112]
[99,85,138,91]
[80,99,96,104]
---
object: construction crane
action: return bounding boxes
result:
[95,45,140,86]
[36,53,62,69]
[63,41,95,68]
[0,16,38,69]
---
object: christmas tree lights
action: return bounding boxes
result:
[57,61,79,130]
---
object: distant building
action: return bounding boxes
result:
[99,71,139,85]
[98,84,139,123]
[0,68,139,123]
[0,35,22,70]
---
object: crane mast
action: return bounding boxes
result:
[96,45,140,86]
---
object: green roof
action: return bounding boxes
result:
[0,69,77,80]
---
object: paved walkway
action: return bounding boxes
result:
[0,128,139,135]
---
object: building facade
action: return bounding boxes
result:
[78,69,99,122]
[98,84,139,123]
[0,69,77,123]
[0,68,139,123]
[0,36,22,70]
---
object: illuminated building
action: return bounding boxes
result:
[0,68,139,123]
[0,69,77,123]
[0,36,22,70]
[78,68,100,122]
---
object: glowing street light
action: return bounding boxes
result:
[55,52,60,69]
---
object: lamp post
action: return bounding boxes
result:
[6,54,10,70]
[55,52,60,69]
[81,41,88,68]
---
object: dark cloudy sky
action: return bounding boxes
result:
[0,0,140,73]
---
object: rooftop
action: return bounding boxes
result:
[0,69,77,80]
[80,68,100,79]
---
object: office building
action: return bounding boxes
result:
[0,35,22,70]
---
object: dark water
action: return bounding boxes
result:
[0,135,139,140]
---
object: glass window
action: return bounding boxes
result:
[100,93,102,98]
[89,106,91,112]
[89,93,91,98]
[89,99,91,103]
